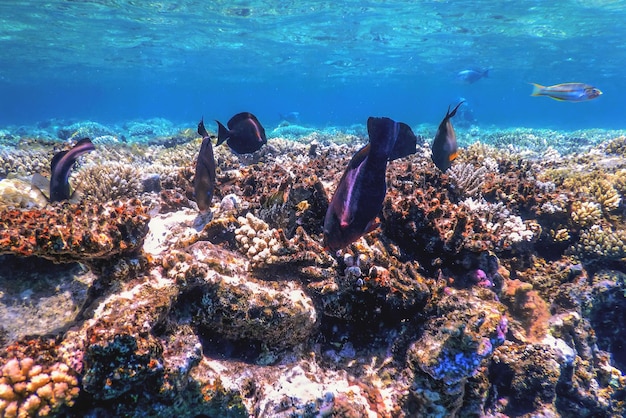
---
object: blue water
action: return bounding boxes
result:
[1,0,625,130]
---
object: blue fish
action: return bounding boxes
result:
[456,68,490,84]
[216,112,267,154]
[323,117,417,252]
[32,138,95,202]
[194,118,217,214]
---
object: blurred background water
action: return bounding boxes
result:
[1,0,624,129]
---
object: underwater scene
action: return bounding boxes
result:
[1,1,626,417]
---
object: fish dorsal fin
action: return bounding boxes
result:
[228,112,257,128]
[389,122,418,161]
[31,173,51,200]
[198,117,210,138]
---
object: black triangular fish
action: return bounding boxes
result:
[215,112,267,154]
[323,117,417,252]
[32,138,95,202]
[432,101,463,172]
[194,118,217,214]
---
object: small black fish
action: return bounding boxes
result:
[194,118,217,214]
[323,117,417,252]
[432,102,463,172]
[215,112,267,154]
[32,138,95,202]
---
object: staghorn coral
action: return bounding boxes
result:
[448,162,489,198]
[0,178,47,210]
[77,161,143,202]
[0,357,79,418]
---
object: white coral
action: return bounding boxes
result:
[235,212,283,265]
[0,178,47,210]
[461,197,539,246]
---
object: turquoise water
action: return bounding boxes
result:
[1,0,625,129]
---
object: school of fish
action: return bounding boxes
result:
[33,76,602,254]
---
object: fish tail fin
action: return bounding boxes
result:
[448,101,465,118]
[198,117,209,138]
[483,68,489,78]
[389,122,418,161]
[530,83,544,96]
[31,173,51,201]
[215,120,229,146]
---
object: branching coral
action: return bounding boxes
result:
[570,201,602,228]
[77,161,143,202]
[569,224,626,261]
[563,174,621,213]
[0,148,51,178]
[604,136,626,156]
[448,162,489,198]
[461,197,540,248]
[0,358,79,417]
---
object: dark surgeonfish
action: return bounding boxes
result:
[323,117,417,252]
[32,138,95,202]
[456,68,490,84]
[194,118,217,214]
[530,82,602,102]
[215,112,267,154]
[432,101,464,172]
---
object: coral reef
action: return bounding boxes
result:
[0,198,149,262]
[1,123,626,417]
[0,357,79,417]
[76,161,143,202]
[0,179,47,210]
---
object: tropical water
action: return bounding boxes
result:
[3,2,626,417]
[1,0,625,130]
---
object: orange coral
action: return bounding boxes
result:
[503,279,550,342]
